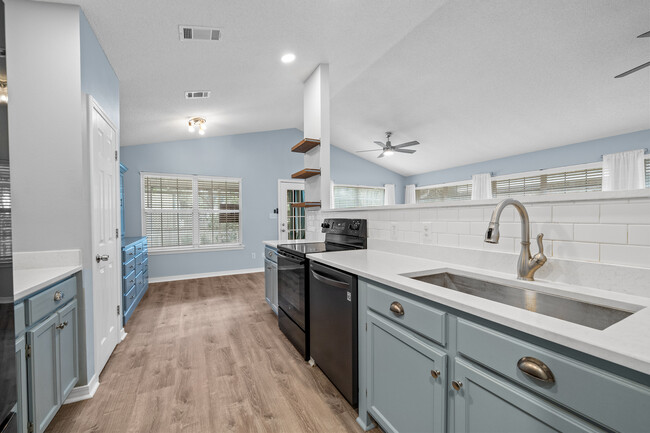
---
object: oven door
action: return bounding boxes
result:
[277,250,307,330]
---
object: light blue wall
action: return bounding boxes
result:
[331,145,407,204]
[406,129,650,186]
[121,128,304,278]
[79,10,120,384]
[80,11,119,127]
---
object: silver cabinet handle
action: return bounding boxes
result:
[517,357,555,384]
[96,254,109,263]
[452,380,463,391]
[53,291,64,301]
[56,321,68,330]
[430,369,441,379]
[390,301,404,316]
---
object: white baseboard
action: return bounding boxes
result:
[120,328,127,341]
[64,373,100,404]
[148,267,264,284]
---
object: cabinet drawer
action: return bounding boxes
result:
[135,242,143,255]
[122,258,135,276]
[367,282,446,346]
[123,270,136,293]
[123,284,137,313]
[135,253,144,275]
[136,272,145,296]
[15,302,25,336]
[457,319,650,432]
[142,257,148,274]
[122,245,135,262]
[25,276,77,326]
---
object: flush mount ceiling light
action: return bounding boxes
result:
[281,53,296,64]
[187,117,207,135]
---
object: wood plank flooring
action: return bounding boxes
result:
[46,273,381,433]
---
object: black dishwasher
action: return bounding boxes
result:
[309,261,358,406]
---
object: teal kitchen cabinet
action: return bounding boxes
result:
[14,274,80,433]
[15,335,28,433]
[452,359,604,433]
[366,311,447,433]
[122,236,148,325]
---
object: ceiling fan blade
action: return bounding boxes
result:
[395,148,416,154]
[374,141,386,147]
[638,30,650,38]
[377,151,385,158]
[393,141,420,149]
[615,61,650,78]
[356,149,382,152]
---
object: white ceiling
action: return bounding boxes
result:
[43,0,650,176]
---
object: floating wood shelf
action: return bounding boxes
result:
[291,168,321,179]
[291,138,320,153]
[291,202,321,208]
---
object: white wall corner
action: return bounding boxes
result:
[64,373,100,404]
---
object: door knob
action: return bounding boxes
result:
[96,254,110,263]
[452,380,463,391]
[430,369,441,379]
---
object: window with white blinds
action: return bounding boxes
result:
[142,173,242,251]
[0,161,11,265]
[332,185,385,209]
[415,183,472,203]
[645,158,650,188]
[492,168,602,198]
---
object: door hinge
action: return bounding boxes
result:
[28,422,34,433]
[116,228,119,238]
[25,344,31,359]
[117,305,120,315]
[365,323,367,332]
[115,150,118,161]
[365,389,367,397]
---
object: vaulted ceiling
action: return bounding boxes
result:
[43,0,650,176]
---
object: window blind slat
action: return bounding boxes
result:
[416,183,472,203]
[645,158,650,189]
[333,185,384,209]
[492,168,602,198]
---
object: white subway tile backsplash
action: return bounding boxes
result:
[554,241,599,262]
[600,244,650,268]
[437,208,459,221]
[448,221,470,234]
[574,224,627,244]
[485,206,514,222]
[421,229,436,245]
[438,233,459,247]
[483,237,515,253]
[497,222,522,238]
[402,231,420,244]
[527,206,553,223]
[431,221,448,233]
[531,223,573,241]
[459,207,484,221]
[629,225,650,246]
[459,234,484,250]
[470,221,487,236]
[552,204,599,223]
[601,203,650,224]
[419,209,437,221]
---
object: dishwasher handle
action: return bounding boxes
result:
[311,270,350,289]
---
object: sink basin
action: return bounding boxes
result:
[406,271,637,330]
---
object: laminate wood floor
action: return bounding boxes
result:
[46,273,382,433]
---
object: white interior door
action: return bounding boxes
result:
[278,180,305,241]
[90,97,120,376]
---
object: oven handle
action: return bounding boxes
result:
[276,251,305,265]
[311,270,350,289]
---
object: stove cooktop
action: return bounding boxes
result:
[277,241,357,257]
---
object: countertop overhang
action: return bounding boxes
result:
[14,265,82,301]
[308,249,650,376]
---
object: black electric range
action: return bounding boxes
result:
[276,218,367,361]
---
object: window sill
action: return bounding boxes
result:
[148,244,245,255]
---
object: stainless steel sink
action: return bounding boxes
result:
[407,271,637,330]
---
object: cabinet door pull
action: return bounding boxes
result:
[517,357,555,384]
[451,380,463,391]
[389,301,404,316]
[56,321,68,330]
[430,369,440,379]
[53,291,64,301]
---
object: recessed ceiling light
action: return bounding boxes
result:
[281,53,296,64]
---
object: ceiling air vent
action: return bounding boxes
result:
[185,91,211,99]
[179,25,221,41]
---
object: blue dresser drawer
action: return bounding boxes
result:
[143,270,149,292]
[123,270,136,293]
[457,319,650,433]
[123,284,137,313]
[25,276,77,326]
[14,302,25,336]
[366,282,447,347]
[142,257,148,274]
[122,245,135,262]
[135,242,143,255]
[122,258,135,276]
[135,253,144,276]
[136,272,145,297]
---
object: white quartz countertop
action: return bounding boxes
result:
[263,239,317,248]
[14,265,82,300]
[308,249,650,376]
[13,250,83,301]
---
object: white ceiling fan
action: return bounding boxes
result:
[356,132,420,158]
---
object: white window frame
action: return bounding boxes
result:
[140,172,244,254]
[331,183,386,209]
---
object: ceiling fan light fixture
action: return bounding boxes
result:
[383,149,394,156]
[187,116,207,134]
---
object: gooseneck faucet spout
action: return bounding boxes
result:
[485,198,547,281]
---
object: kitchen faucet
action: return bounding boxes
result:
[485,198,547,281]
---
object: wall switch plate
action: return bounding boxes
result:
[251,252,256,259]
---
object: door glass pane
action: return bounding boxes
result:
[286,189,305,240]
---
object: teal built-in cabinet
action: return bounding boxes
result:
[357,278,650,433]
[14,273,80,433]
[122,236,148,325]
